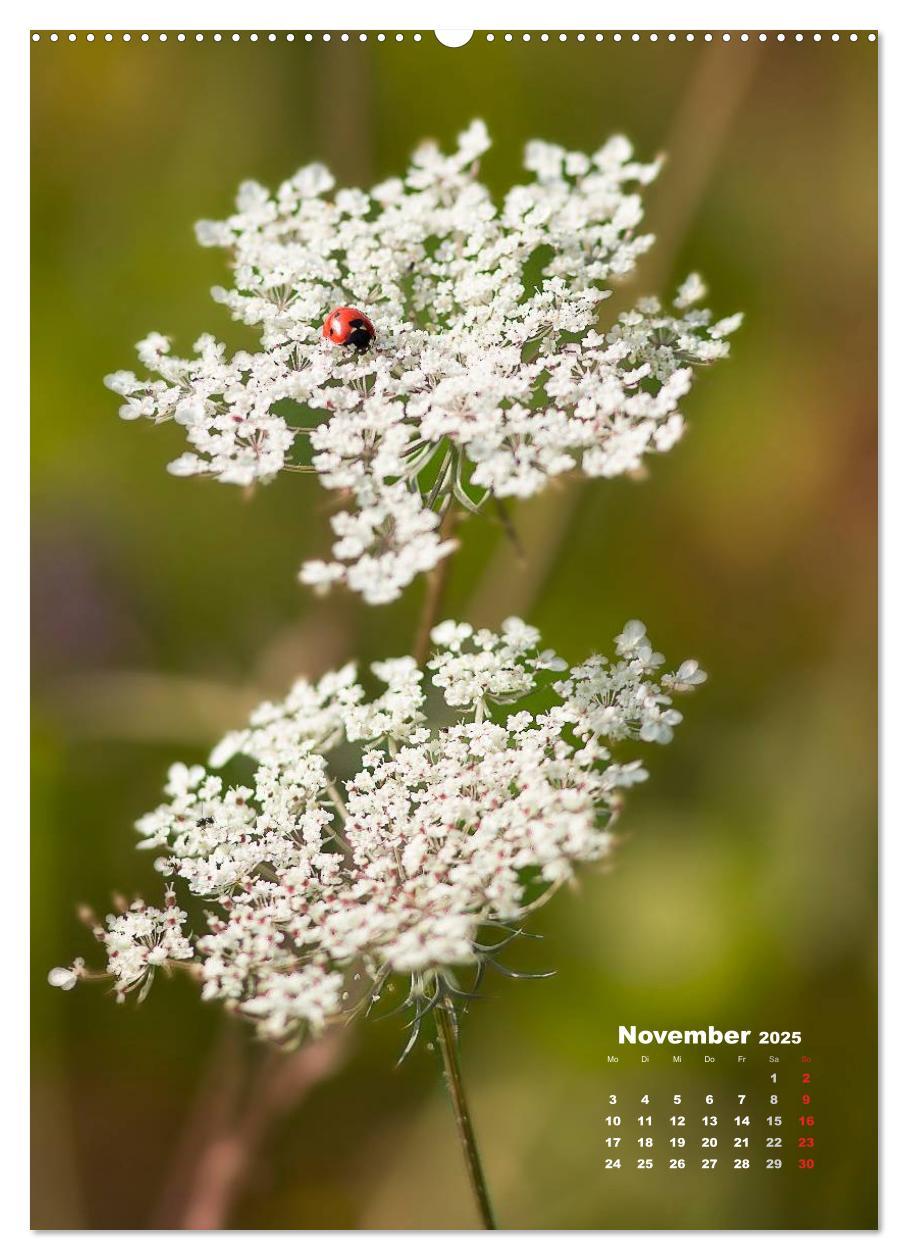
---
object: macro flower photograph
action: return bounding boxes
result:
[31,29,876,1232]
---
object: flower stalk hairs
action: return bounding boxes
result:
[55,123,737,1229]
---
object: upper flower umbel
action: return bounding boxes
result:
[105,121,742,605]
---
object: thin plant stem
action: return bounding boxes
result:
[433,996,497,1230]
[412,510,458,667]
[492,497,527,565]
[413,509,496,1227]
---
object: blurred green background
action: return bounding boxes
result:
[31,32,876,1229]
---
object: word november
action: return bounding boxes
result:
[619,1026,752,1045]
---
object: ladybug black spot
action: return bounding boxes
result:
[346,326,374,350]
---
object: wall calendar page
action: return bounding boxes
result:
[30,21,878,1236]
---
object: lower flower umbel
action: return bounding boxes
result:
[52,617,705,1049]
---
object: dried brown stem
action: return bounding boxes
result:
[154,1026,349,1229]
[467,41,762,629]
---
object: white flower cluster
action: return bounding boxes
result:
[59,888,195,1002]
[53,620,705,1044]
[99,894,194,999]
[104,121,741,605]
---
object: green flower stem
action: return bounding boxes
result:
[411,510,457,667]
[433,996,498,1230]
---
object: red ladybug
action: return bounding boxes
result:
[322,306,376,351]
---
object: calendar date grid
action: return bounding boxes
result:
[601,1054,816,1175]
